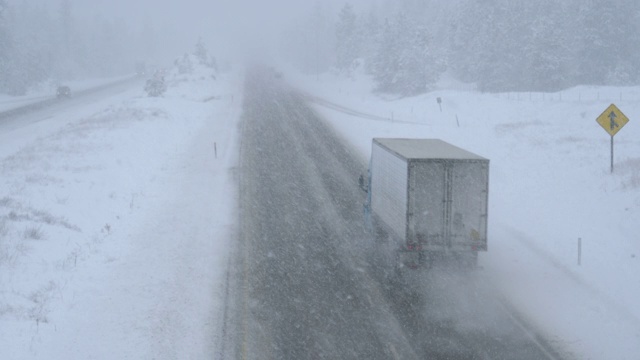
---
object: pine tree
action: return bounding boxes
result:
[604,0,640,84]
[360,8,381,75]
[176,53,193,74]
[372,13,439,95]
[577,0,621,84]
[371,17,399,92]
[396,24,438,95]
[334,3,360,76]
[522,0,571,91]
[59,0,72,52]
[194,37,208,66]
[449,0,492,86]
[1,2,56,94]
[0,0,9,92]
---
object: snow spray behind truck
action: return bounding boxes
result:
[362,139,489,269]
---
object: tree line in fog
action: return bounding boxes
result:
[282,0,640,95]
[0,0,164,95]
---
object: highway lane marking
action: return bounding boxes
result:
[233,93,249,359]
[388,344,401,360]
[498,298,563,360]
[218,247,234,359]
[242,230,249,360]
[290,109,423,359]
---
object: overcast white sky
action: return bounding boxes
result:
[7,0,381,65]
[72,0,380,54]
[75,0,309,32]
[72,0,319,56]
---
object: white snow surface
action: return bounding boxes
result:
[1,61,639,360]
[288,69,640,360]
[0,65,240,359]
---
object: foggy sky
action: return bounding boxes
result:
[7,0,378,64]
[71,0,330,58]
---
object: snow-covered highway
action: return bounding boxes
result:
[226,66,568,359]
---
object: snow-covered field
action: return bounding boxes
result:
[288,69,640,360]
[1,60,639,359]
[0,64,241,359]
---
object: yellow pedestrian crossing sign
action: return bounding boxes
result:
[596,104,629,137]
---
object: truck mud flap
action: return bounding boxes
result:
[396,250,479,271]
[395,249,424,270]
[428,251,478,270]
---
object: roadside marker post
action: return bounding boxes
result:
[578,237,582,266]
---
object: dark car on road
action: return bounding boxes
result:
[56,86,71,98]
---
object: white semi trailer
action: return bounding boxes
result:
[362,138,489,269]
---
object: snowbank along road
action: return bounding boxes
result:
[223,66,571,360]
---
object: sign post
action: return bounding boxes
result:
[596,104,629,173]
